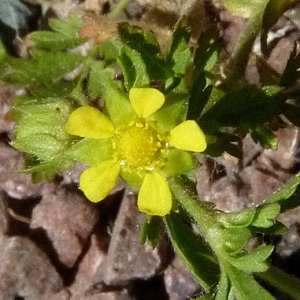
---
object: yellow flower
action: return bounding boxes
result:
[66,88,206,216]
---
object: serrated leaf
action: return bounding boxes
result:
[29,15,86,51]
[167,17,191,77]
[200,85,283,127]
[165,213,219,291]
[251,203,281,228]
[188,27,221,120]
[228,244,273,273]
[1,50,84,87]
[118,23,169,82]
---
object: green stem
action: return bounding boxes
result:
[108,0,130,19]
[222,8,264,85]
[258,265,300,299]
[168,177,300,300]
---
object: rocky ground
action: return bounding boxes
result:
[1,1,300,299]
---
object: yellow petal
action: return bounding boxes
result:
[169,120,207,152]
[138,171,172,216]
[80,160,120,202]
[66,106,114,139]
[129,88,165,118]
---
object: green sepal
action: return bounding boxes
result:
[161,149,196,178]
[29,15,85,51]
[227,244,273,273]
[88,64,136,127]
[165,212,219,292]
[119,167,143,189]
[140,215,162,248]
[66,138,113,166]
[150,91,188,132]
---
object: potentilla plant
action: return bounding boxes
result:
[1,1,300,299]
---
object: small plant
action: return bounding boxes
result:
[1,1,300,299]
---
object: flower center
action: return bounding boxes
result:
[113,122,166,170]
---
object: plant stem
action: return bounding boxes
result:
[258,265,300,299]
[222,8,264,85]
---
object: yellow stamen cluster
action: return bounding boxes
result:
[112,122,166,170]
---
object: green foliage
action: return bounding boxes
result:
[1,6,300,300]
[29,15,86,51]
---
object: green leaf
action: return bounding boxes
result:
[166,17,191,77]
[0,40,8,64]
[165,213,219,292]
[118,22,169,82]
[200,85,283,127]
[140,215,162,248]
[99,39,123,64]
[225,262,275,300]
[251,203,281,228]
[29,15,85,51]
[227,244,273,273]
[12,97,73,161]
[66,138,113,166]
[188,27,221,120]
[1,50,84,87]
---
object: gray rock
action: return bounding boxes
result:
[0,236,64,300]
[30,186,99,268]
[95,189,171,286]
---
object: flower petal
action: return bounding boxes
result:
[80,159,120,202]
[138,171,172,216]
[129,88,165,118]
[169,120,207,152]
[66,106,114,139]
